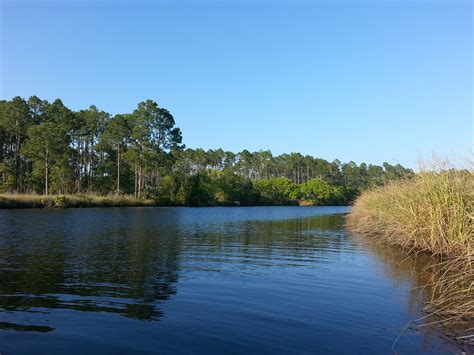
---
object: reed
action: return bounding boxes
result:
[347,166,473,327]
[0,193,156,209]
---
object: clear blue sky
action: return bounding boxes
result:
[1,0,472,168]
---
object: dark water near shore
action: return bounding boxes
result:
[0,207,464,354]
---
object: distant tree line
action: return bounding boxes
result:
[0,96,413,205]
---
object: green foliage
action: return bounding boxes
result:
[297,179,345,205]
[53,195,69,207]
[180,173,215,206]
[254,178,296,205]
[0,96,414,205]
[154,175,176,204]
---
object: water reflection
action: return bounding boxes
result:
[353,236,474,351]
[0,209,349,330]
[0,322,54,333]
[0,212,182,326]
[0,207,467,353]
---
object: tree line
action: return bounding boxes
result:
[0,96,413,206]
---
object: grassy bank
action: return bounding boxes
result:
[0,194,156,209]
[346,168,473,327]
[0,193,350,208]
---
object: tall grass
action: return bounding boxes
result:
[0,193,156,209]
[347,166,473,328]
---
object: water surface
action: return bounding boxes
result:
[0,207,463,353]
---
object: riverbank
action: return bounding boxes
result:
[0,193,351,209]
[346,168,473,328]
[0,194,157,209]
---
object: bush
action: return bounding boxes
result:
[53,195,69,207]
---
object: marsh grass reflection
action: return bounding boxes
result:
[0,207,470,355]
[356,238,474,351]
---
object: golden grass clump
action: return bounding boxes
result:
[347,166,473,328]
[0,193,156,209]
[347,169,473,256]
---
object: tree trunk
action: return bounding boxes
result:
[15,127,20,193]
[116,146,120,196]
[89,133,94,193]
[45,149,49,195]
[138,164,142,198]
[134,166,138,198]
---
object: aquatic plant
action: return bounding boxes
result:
[0,193,156,209]
[347,164,473,332]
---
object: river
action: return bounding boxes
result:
[0,207,464,353]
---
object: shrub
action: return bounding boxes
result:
[53,195,69,207]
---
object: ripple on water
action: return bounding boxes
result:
[0,206,468,354]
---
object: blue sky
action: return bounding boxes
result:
[1,0,472,168]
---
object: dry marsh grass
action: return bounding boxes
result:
[347,166,473,331]
[0,194,156,209]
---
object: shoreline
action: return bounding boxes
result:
[346,169,473,339]
[0,194,349,209]
[0,194,156,209]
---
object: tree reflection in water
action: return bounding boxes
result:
[0,207,470,353]
[0,209,348,332]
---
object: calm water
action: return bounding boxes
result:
[0,207,463,354]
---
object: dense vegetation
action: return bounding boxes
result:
[347,168,473,325]
[0,96,413,206]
